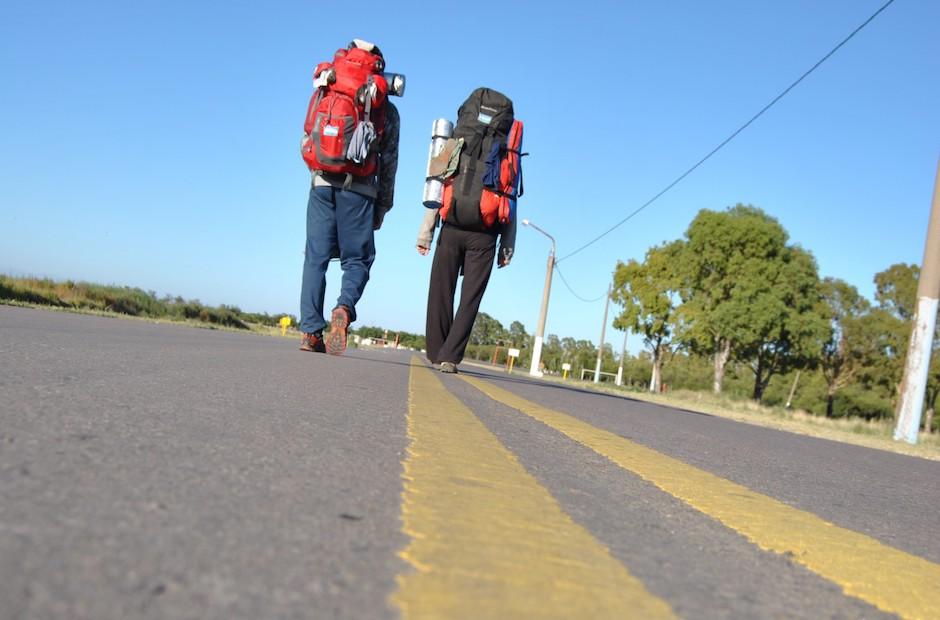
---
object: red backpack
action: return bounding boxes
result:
[301,46,388,177]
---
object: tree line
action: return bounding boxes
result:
[462,312,632,380]
[612,204,931,425]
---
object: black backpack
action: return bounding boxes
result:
[444,88,514,231]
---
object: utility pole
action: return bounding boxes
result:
[594,283,612,383]
[529,250,554,377]
[616,328,628,386]
[524,220,555,377]
[895,158,940,444]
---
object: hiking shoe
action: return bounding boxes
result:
[326,306,350,356]
[439,362,458,374]
[299,331,325,353]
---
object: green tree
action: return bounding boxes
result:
[560,336,577,363]
[863,264,920,402]
[735,246,827,401]
[598,342,619,376]
[662,352,712,392]
[924,350,940,433]
[612,241,682,392]
[541,334,564,373]
[356,325,386,340]
[875,263,918,321]
[854,308,906,404]
[508,320,529,348]
[561,337,600,378]
[819,278,871,417]
[470,312,506,346]
[677,205,791,395]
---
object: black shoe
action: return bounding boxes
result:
[439,362,458,374]
[300,331,326,353]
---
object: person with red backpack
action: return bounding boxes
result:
[416,88,524,373]
[298,39,401,355]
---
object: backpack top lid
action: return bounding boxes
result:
[327,45,388,107]
[349,38,383,58]
[454,88,514,140]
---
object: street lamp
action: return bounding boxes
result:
[522,219,554,377]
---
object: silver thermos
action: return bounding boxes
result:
[422,118,454,208]
[383,73,406,97]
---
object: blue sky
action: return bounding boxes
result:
[2,0,938,353]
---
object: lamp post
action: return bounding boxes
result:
[523,219,555,377]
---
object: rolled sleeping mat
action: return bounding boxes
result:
[422,118,454,208]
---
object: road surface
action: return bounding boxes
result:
[2,306,939,619]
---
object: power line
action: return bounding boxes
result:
[557,0,897,264]
[554,263,608,303]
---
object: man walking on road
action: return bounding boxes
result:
[298,39,400,355]
[417,88,520,374]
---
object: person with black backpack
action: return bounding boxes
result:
[416,88,523,373]
[298,39,401,355]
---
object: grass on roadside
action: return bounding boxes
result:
[1,297,299,338]
[0,274,293,333]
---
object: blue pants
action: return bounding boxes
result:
[300,185,375,333]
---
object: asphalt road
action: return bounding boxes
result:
[2,305,939,619]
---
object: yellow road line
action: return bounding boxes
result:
[391,358,675,619]
[461,375,940,620]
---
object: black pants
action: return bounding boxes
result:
[426,224,498,364]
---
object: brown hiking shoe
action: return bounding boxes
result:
[326,306,350,356]
[299,331,326,353]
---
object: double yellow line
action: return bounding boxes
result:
[393,359,674,618]
[393,358,940,619]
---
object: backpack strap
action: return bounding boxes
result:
[362,76,374,125]
[459,125,488,196]
[516,152,527,198]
